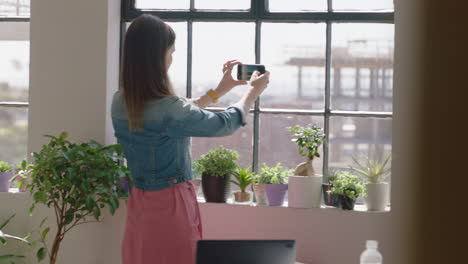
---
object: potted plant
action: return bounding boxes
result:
[24,132,129,264]
[230,166,255,204]
[350,153,391,211]
[322,171,340,207]
[10,160,32,193]
[329,171,365,210]
[256,163,291,206]
[194,146,239,203]
[252,174,269,206]
[0,161,13,192]
[287,123,326,208]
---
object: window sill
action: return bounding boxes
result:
[196,197,391,213]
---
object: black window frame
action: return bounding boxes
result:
[120,0,394,175]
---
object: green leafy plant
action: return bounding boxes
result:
[0,214,32,263]
[193,146,239,178]
[329,171,365,199]
[230,167,255,193]
[0,161,13,173]
[326,170,339,184]
[350,153,392,184]
[10,160,32,191]
[255,163,292,185]
[23,132,129,264]
[287,123,326,159]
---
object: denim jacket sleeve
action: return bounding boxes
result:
[166,97,247,138]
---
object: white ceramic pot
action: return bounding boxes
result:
[288,175,323,208]
[365,183,389,211]
[253,184,269,206]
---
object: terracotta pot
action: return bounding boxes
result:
[233,191,253,204]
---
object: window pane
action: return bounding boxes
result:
[196,0,250,10]
[191,114,253,169]
[328,116,392,170]
[136,0,189,10]
[333,0,393,11]
[192,22,254,106]
[167,22,187,97]
[261,23,326,110]
[0,0,30,17]
[0,107,28,165]
[259,114,324,174]
[268,0,327,12]
[331,23,394,112]
[0,22,29,102]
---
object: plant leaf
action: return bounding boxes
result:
[0,214,15,230]
[37,247,47,261]
[0,254,25,261]
[41,227,50,241]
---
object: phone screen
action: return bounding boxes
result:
[237,64,266,81]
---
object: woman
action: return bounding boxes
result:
[112,14,270,264]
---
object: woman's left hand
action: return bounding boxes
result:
[215,60,247,96]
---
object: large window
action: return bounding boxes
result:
[121,0,393,177]
[0,0,30,166]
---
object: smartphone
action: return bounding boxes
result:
[237,64,266,81]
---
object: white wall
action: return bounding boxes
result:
[27,0,120,150]
[1,0,120,263]
[1,0,425,263]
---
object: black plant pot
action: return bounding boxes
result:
[322,183,339,207]
[201,173,231,203]
[338,195,356,210]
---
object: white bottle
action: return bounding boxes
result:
[360,240,383,264]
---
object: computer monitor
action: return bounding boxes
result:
[196,240,296,264]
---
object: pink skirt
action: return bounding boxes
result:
[122,181,203,264]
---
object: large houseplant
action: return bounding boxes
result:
[0,161,13,192]
[256,163,292,206]
[287,124,326,208]
[23,132,129,264]
[230,167,255,204]
[194,146,239,203]
[351,153,391,211]
[329,171,365,210]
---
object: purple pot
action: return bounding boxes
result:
[264,184,288,206]
[118,178,131,196]
[0,172,14,192]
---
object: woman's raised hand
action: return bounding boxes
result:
[215,60,247,97]
[248,70,270,97]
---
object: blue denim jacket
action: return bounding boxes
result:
[111,90,246,191]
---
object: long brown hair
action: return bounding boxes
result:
[121,15,176,131]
